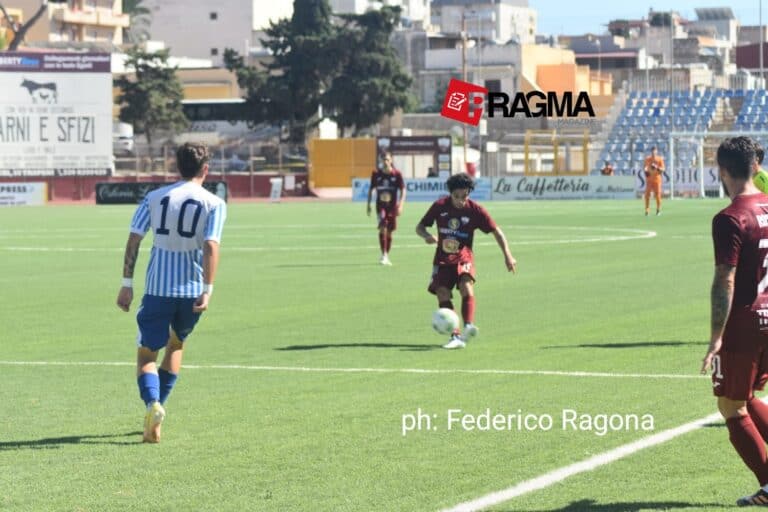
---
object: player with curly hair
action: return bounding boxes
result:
[416,172,516,349]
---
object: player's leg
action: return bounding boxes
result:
[436,286,463,349]
[746,347,768,442]
[654,182,662,215]
[457,271,478,342]
[378,226,390,264]
[384,215,396,263]
[643,187,651,215]
[378,209,389,263]
[430,265,463,349]
[160,298,203,406]
[135,295,173,443]
[713,347,768,503]
[158,330,183,405]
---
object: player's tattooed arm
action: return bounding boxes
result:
[702,263,735,373]
[710,264,736,339]
[122,233,143,278]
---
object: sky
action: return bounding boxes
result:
[530,0,765,35]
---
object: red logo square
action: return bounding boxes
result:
[440,79,488,126]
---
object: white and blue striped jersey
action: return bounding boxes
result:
[129,181,227,298]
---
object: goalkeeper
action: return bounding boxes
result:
[643,146,665,216]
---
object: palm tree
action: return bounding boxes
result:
[123,0,151,44]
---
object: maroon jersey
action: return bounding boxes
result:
[419,197,497,265]
[713,193,768,342]
[370,169,404,212]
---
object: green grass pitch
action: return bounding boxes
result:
[0,198,756,511]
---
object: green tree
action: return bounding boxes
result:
[123,0,151,44]
[324,6,413,135]
[225,0,338,148]
[114,47,188,155]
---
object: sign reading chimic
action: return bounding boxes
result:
[440,78,595,126]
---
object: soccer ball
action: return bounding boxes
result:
[432,308,460,335]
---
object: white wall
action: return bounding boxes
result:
[144,0,254,66]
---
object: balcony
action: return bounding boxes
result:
[52,8,98,25]
[97,10,129,28]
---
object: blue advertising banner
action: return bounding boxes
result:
[352,178,492,202]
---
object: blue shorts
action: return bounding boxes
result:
[136,295,202,351]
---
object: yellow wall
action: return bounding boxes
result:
[309,139,376,188]
[524,45,614,119]
[537,63,576,94]
[521,44,575,83]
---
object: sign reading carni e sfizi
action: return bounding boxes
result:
[0,52,112,177]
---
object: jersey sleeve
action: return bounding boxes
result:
[419,202,438,227]
[129,197,151,236]
[476,204,498,233]
[204,202,227,243]
[755,170,768,194]
[712,213,742,267]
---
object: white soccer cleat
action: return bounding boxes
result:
[143,401,166,444]
[462,323,479,342]
[380,254,392,265]
[442,334,466,349]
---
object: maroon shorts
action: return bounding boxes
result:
[713,309,768,400]
[428,261,476,295]
[378,208,397,231]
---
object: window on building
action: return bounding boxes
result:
[210,12,218,20]
[211,48,219,56]
[485,79,502,93]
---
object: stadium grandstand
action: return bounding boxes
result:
[595,87,768,178]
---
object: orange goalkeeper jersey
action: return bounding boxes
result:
[644,155,665,183]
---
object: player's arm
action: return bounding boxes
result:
[492,226,517,273]
[194,203,226,313]
[116,232,143,312]
[701,263,736,373]
[397,179,406,216]
[416,222,437,244]
[193,240,219,313]
[366,175,375,216]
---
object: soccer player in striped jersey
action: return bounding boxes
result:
[116,142,227,443]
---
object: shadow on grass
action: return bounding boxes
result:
[499,499,725,511]
[275,342,442,352]
[541,341,698,350]
[0,431,143,450]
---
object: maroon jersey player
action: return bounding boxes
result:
[367,152,406,265]
[416,172,517,349]
[701,136,768,506]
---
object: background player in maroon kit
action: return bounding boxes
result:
[416,172,516,349]
[366,152,406,265]
[701,136,768,506]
